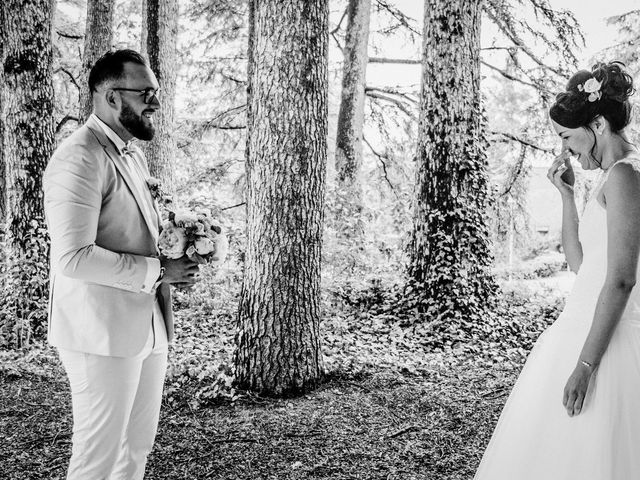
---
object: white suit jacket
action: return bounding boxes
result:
[44,115,174,357]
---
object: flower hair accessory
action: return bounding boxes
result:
[576,77,602,102]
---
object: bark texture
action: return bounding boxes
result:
[335,0,370,186]
[408,0,496,321]
[0,0,55,347]
[79,0,115,122]
[0,34,5,226]
[235,0,328,396]
[141,0,148,58]
[144,0,178,193]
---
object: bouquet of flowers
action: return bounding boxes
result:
[147,178,228,265]
[158,210,228,265]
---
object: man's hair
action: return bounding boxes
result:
[88,49,147,93]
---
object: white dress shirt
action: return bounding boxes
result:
[91,114,167,348]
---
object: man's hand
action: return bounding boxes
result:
[159,256,200,289]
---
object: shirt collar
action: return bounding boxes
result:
[91,114,134,155]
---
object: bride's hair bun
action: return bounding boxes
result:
[590,62,634,103]
[550,61,635,132]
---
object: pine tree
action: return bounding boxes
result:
[79,0,115,122]
[235,0,328,395]
[0,0,55,348]
[143,0,178,193]
[407,0,497,334]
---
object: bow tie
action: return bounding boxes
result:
[121,144,135,157]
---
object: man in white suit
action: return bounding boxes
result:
[44,49,199,480]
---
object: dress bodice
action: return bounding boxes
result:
[565,156,640,326]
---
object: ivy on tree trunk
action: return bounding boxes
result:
[235,0,328,396]
[407,0,497,331]
[0,0,55,348]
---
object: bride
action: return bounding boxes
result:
[475,61,640,479]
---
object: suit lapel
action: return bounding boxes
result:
[135,155,164,232]
[87,119,160,248]
[129,151,161,237]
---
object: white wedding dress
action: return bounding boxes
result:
[475,160,640,480]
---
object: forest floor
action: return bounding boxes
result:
[0,346,516,480]
[0,270,570,480]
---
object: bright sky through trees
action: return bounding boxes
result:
[364,0,638,88]
[551,0,638,63]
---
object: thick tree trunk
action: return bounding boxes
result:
[235,0,328,396]
[335,0,370,186]
[144,0,178,193]
[407,0,496,325]
[80,0,115,122]
[0,0,55,348]
[0,37,4,227]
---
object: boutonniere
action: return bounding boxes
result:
[146,177,174,208]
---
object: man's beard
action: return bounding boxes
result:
[119,101,155,141]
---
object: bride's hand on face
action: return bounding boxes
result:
[547,150,575,196]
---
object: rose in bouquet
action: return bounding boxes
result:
[158,209,228,265]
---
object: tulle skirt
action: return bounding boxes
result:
[474,290,640,480]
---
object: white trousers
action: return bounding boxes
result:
[58,321,168,480]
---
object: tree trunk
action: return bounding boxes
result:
[335,0,370,186]
[144,0,178,194]
[235,0,328,396]
[0,0,55,348]
[141,0,148,58]
[80,0,115,122]
[332,0,371,256]
[407,0,496,328]
[0,35,5,228]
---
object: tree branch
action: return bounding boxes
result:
[55,67,80,90]
[206,125,246,130]
[331,6,348,35]
[480,46,524,51]
[221,202,245,211]
[200,105,247,134]
[365,86,418,104]
[363,136,397,197]
[500,144,527,197]
[484,7,567,79]
[329,6,349,53]
[220,72,246,84]
[368,56,549,94]
[489,130,553,154]
[374,0,420,35]
[55,114,80,134]
[56,30,83,40]
[480,60,549,93]
[369,56,419,64]
[365,91,416,120]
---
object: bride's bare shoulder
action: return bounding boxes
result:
[604,158,640,199]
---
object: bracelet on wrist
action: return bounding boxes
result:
[580,359,594,370]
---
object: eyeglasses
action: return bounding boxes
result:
[111,87,161,104]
